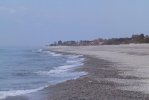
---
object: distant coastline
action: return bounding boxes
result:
[49,33,149,46]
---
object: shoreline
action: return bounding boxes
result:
[2,52,86,100]
[47,45,149,99]
[4,44,149,100]
[45,56,149,100]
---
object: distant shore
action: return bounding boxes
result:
[47,44,149,100]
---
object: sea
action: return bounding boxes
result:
[0,47,86,100]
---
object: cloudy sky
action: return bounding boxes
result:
[0,0,149,46]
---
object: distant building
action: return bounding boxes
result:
[132,34,145,43]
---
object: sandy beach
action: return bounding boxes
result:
[47,44,149,100]
[4,44,149,100]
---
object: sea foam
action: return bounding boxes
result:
[36,63,83,75]
[43,51,62,57]
[0,49,86,100]
[37,49,62,57]
[36,56,84,75]
[0,86,47,100]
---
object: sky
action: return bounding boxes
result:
[0,0,149,46]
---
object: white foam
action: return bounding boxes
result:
[36,53,85,76]
[66,60,78,64]
[66,58,85,64]
[0,86,47,100]
[48,52,62,57]
[42,51,62,57]
[36,49,63,57]
[37,49,43,53]
[66,54,85,65]
[36,63,84,75]
[67,55,83,59]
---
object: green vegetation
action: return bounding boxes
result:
[50,34,149,46]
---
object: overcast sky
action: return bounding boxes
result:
[0,0,149,46]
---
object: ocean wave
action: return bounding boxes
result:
[37,49,43,53]
[66,58,85,64]
[37,49,63,57]
[35,50,85,75]
[66,54,83,59]
[0,86,47,100]
[36,53,85,76]
[42,50,62,57]
[0,49,86,100]
[36,63,84,75]
[33,49,43,53]
[47,51,62,57]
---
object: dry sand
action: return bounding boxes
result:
[49,44,149,95]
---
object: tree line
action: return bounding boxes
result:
[49,34,149,46]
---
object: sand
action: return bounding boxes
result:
[48,44,149,98]
[45,56,149,100]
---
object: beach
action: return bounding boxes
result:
[1,0,149,99]
[3,44,149,100]
[47,44,149,100]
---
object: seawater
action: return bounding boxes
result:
[0,47,86,99]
